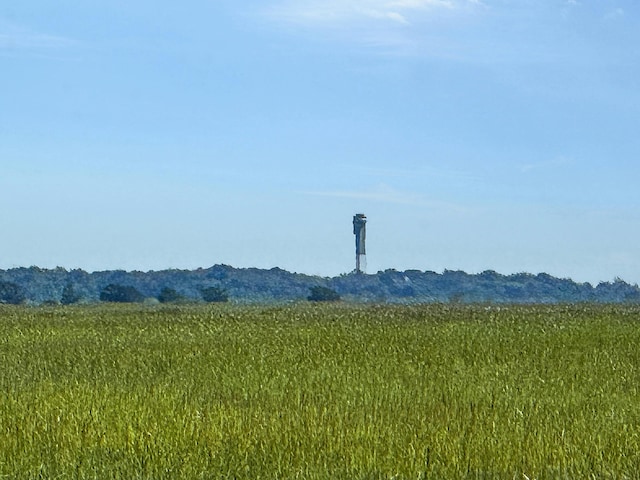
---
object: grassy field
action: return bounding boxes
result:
[1,303,639,479]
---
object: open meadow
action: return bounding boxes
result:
[1,303,639,479]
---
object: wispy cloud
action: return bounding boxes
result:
[304,183,425,205]
[365,10,410,24]
[262,0,494,58]
[264,0,632,65]
[361,165,482,183]
[520,156,573,174]
[604,8,624,20]
[0,22,75,52]
[302,183,472,214]
[266,0,471,27]
[389,0,454,8]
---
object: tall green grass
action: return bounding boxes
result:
[1,304,639,478]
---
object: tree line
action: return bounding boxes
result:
[0,281,334,305]
[0,281,231,305]
[1,265,639,305]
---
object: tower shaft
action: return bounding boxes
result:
[353,214,367,274]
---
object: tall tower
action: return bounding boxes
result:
[353,213,367,274]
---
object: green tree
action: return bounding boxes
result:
[307,286,341,302]
[0,281,26,305]
[60,283,81,305]
[201,286,229,303]
[158,287,185,303]
[100,284,144,303]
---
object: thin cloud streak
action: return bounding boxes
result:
[520,156,573,174]
[265,0,470,27]
[0,22,75,52]
[301,184,425,205]
[360,165,483,182]
[302,184,473,213]
[604,8,624,20]
[263,0,633,66]
[389,0,455,9]
[304,187,423,205]
[365,10,410,24]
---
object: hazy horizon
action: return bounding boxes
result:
[2,1,639,285]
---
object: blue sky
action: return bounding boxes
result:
[1,0,639,284]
